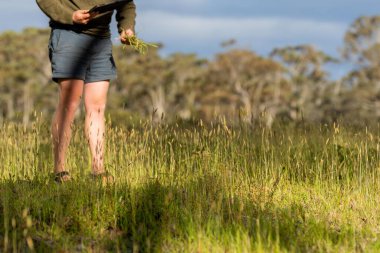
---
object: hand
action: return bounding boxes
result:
[120,29,135,45]
[72,10,98,25]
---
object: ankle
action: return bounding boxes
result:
[92,169,105,175]
[54,168,67,174]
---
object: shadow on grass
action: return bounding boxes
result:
[0,178,170,252]
[0,174,363,252]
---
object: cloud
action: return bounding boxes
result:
[3,1,40,12]
[148,0,206,6]
[138,0,208,12]
[135,11,348,56]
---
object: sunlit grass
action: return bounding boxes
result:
[1,119,380,252]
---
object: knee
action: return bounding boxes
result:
[85,99,106,115]
[61,100,81,115]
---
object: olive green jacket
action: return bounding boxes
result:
[36,0,136,38]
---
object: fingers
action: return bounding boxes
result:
[120,36,127,43]
[124,29,134,37]
[72,10,97,25]
[120,34,129,45]
[120,29,135,45]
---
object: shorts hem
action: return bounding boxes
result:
[51,74,117,84]
[84,74,117,84]
[52,74,84,83]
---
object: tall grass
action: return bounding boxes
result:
[0,118,380,252]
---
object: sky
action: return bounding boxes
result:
[1,0,380,77]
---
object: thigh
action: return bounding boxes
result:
[84,81,110,107]
[58,79,84,105]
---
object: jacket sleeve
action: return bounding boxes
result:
[116,1,136,34]
[36,0,74,25]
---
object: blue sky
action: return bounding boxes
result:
[1,0,379,77]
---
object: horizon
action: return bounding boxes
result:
[1,0,378,79]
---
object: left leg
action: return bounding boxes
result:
[84,81,110,174]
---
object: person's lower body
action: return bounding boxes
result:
[48,28,117,182]
[52,79,109,176]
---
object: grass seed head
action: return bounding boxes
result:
[122,30,158,55]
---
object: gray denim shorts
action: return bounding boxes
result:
[48,28,117,83]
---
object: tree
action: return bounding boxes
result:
[199,49,285,126]
[341,16,380,122]
[343,16,380,67]
[0,28,54,125]
[270,45,337,122]
[113,45,206,123]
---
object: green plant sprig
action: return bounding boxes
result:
[123,34,158,55]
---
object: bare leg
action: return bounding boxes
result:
[52,79,84,174]
[84,81,109,175]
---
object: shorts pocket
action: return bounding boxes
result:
[49,29,62,53]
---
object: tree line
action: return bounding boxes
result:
[1,16,380,127]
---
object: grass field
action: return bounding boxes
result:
[1,119,380,252]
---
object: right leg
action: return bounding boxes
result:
[52,79,84,174]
